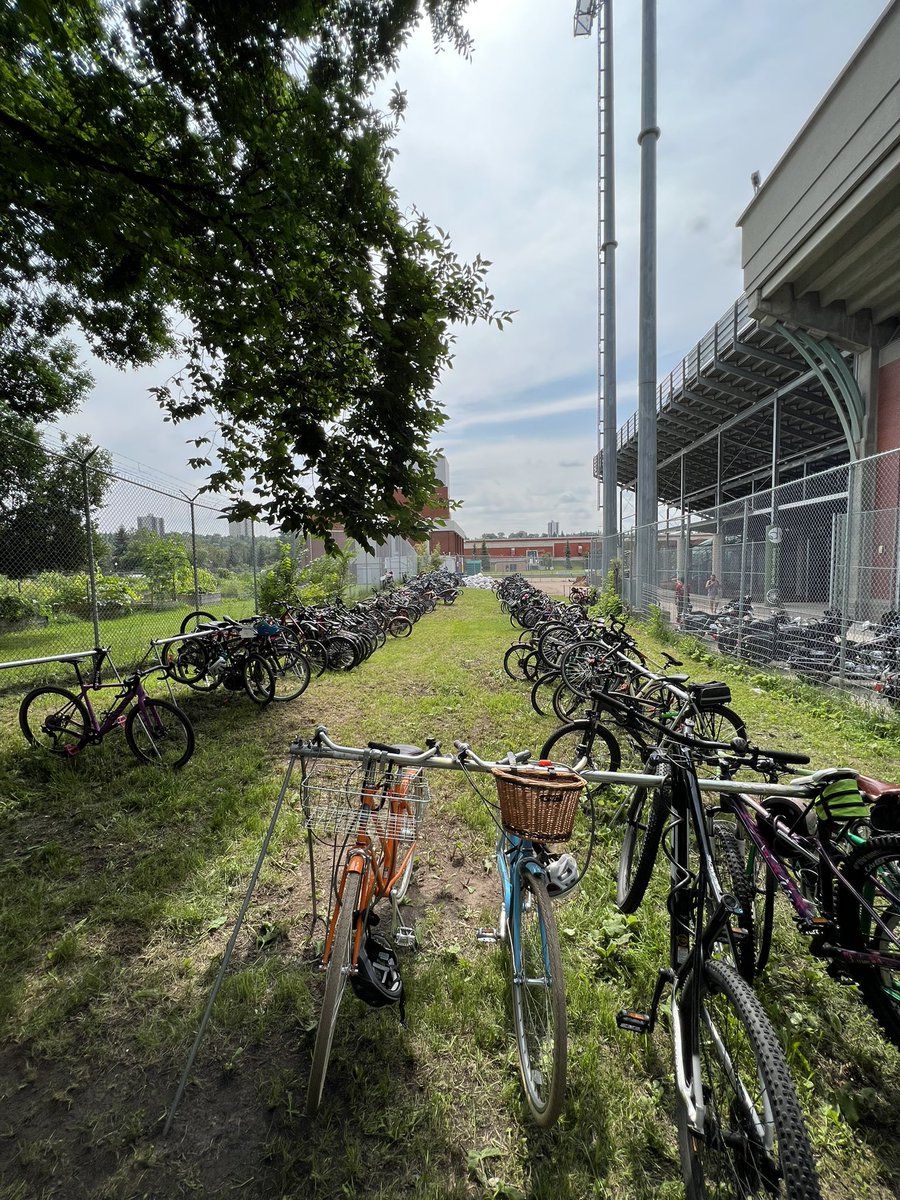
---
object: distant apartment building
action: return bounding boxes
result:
[547,520,560,536]
[136,514,165,535]
[228,519,252,538]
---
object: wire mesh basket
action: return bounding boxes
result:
[491,766,585,842]
[299,765,432,843]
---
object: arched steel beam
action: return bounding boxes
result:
[772,322,862,458]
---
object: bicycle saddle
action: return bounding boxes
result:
[662,673,690,684]
[368,741,423,756]
[857,774,900,800]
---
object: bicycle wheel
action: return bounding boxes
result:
[268,646,311,701]
[179,610,218,635]
[509,868,566,1127]
[675,958,821,1199]
[504,643,535,682]
[242,654,275,704]
[617,777,670,914]
[308,871,361,1115]
[691,705,747,748]
[19,687,89,755]
[558,640,612,695]
[540,719,622,774]
[326,634,359,671]
[836,834,900,1049]
[746,842,777,977]
[551,680,582,722]
[124,699,195,769]
[387,615,413,638]
[164,639,216,690]
[301,637,328,678]
[530,671,561,718]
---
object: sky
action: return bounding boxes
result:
[56,0,890,540]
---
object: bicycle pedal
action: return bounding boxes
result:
[616,1008,651,1034]
[394,926,416,949]
[476,927,500,945]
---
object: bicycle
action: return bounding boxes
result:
[612,734,823,1198]
[294,729,438,1115]
[19,647,195,768]
[705,751,900,1049]
[455,742,587,1127]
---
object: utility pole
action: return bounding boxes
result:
[574,0,618,581]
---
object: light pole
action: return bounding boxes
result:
[574,0,618,580]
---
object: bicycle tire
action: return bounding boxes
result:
[124,698,195,769]
[617,777,670,914]
[540,719,621,774]
[307,871,361,1115]
[709,824,756,982]
[509,869,566,1127]
[268,646,311,702]
[675,957,821,1199]
[179,610,218,635]
[326,634,359,671]
[387,615,413,638]
[558,639,612,695]
[691,704,747,747]
[301,638,328,678]
[530,671,561,718]
[504,643,534,682]
[551,680,582,722]
[164,639,215,690]
[19,686,90,755]
[835,834,900,1049]
[747,842,777,976]
[242,654,275,704]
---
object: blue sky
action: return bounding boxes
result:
[57,0,890,539]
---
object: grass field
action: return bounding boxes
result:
[0,589,898,1198]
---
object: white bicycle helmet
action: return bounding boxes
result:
[545,853,580,898]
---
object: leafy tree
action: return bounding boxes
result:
[259,541,297,612]
[480,539,490,571]
[0,417,112,578]
[298,543,356,604]
[131,530,191,604]
[565,542,572,570]
[2,1,509,548]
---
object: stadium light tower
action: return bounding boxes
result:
[574,0,618,581]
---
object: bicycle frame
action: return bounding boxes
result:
[317,760,424,974]
[716,785,900,975]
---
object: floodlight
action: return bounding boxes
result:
[573,0,598,37]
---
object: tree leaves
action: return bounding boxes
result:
[1,0,510,547]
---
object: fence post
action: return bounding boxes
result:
[837,460,855,687]
[251,519,259,611]
[189,496,200,608]
[81,448,101,648]
[737,498,750,655]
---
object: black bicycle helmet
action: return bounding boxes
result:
[350,933,405,1015]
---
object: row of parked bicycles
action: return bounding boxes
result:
[474,573,900,1196]
[16,572,460,769]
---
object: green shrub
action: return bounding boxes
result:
[645,603,675,645]
[0,593,44,622]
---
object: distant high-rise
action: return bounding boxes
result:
[547,520,560,536]
[228,519,252,538]
[137,514,165,535]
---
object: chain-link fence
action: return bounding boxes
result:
[0,431,286,688]
[589,446,900,699]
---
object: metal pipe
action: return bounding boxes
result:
[600,0,619,579]
[81,448,101,648]
[635,0,659,608]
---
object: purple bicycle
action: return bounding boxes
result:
[18,647,195,769]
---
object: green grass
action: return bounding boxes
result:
[0,590,898,1198]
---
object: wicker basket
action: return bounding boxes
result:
[491,766,585,842]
